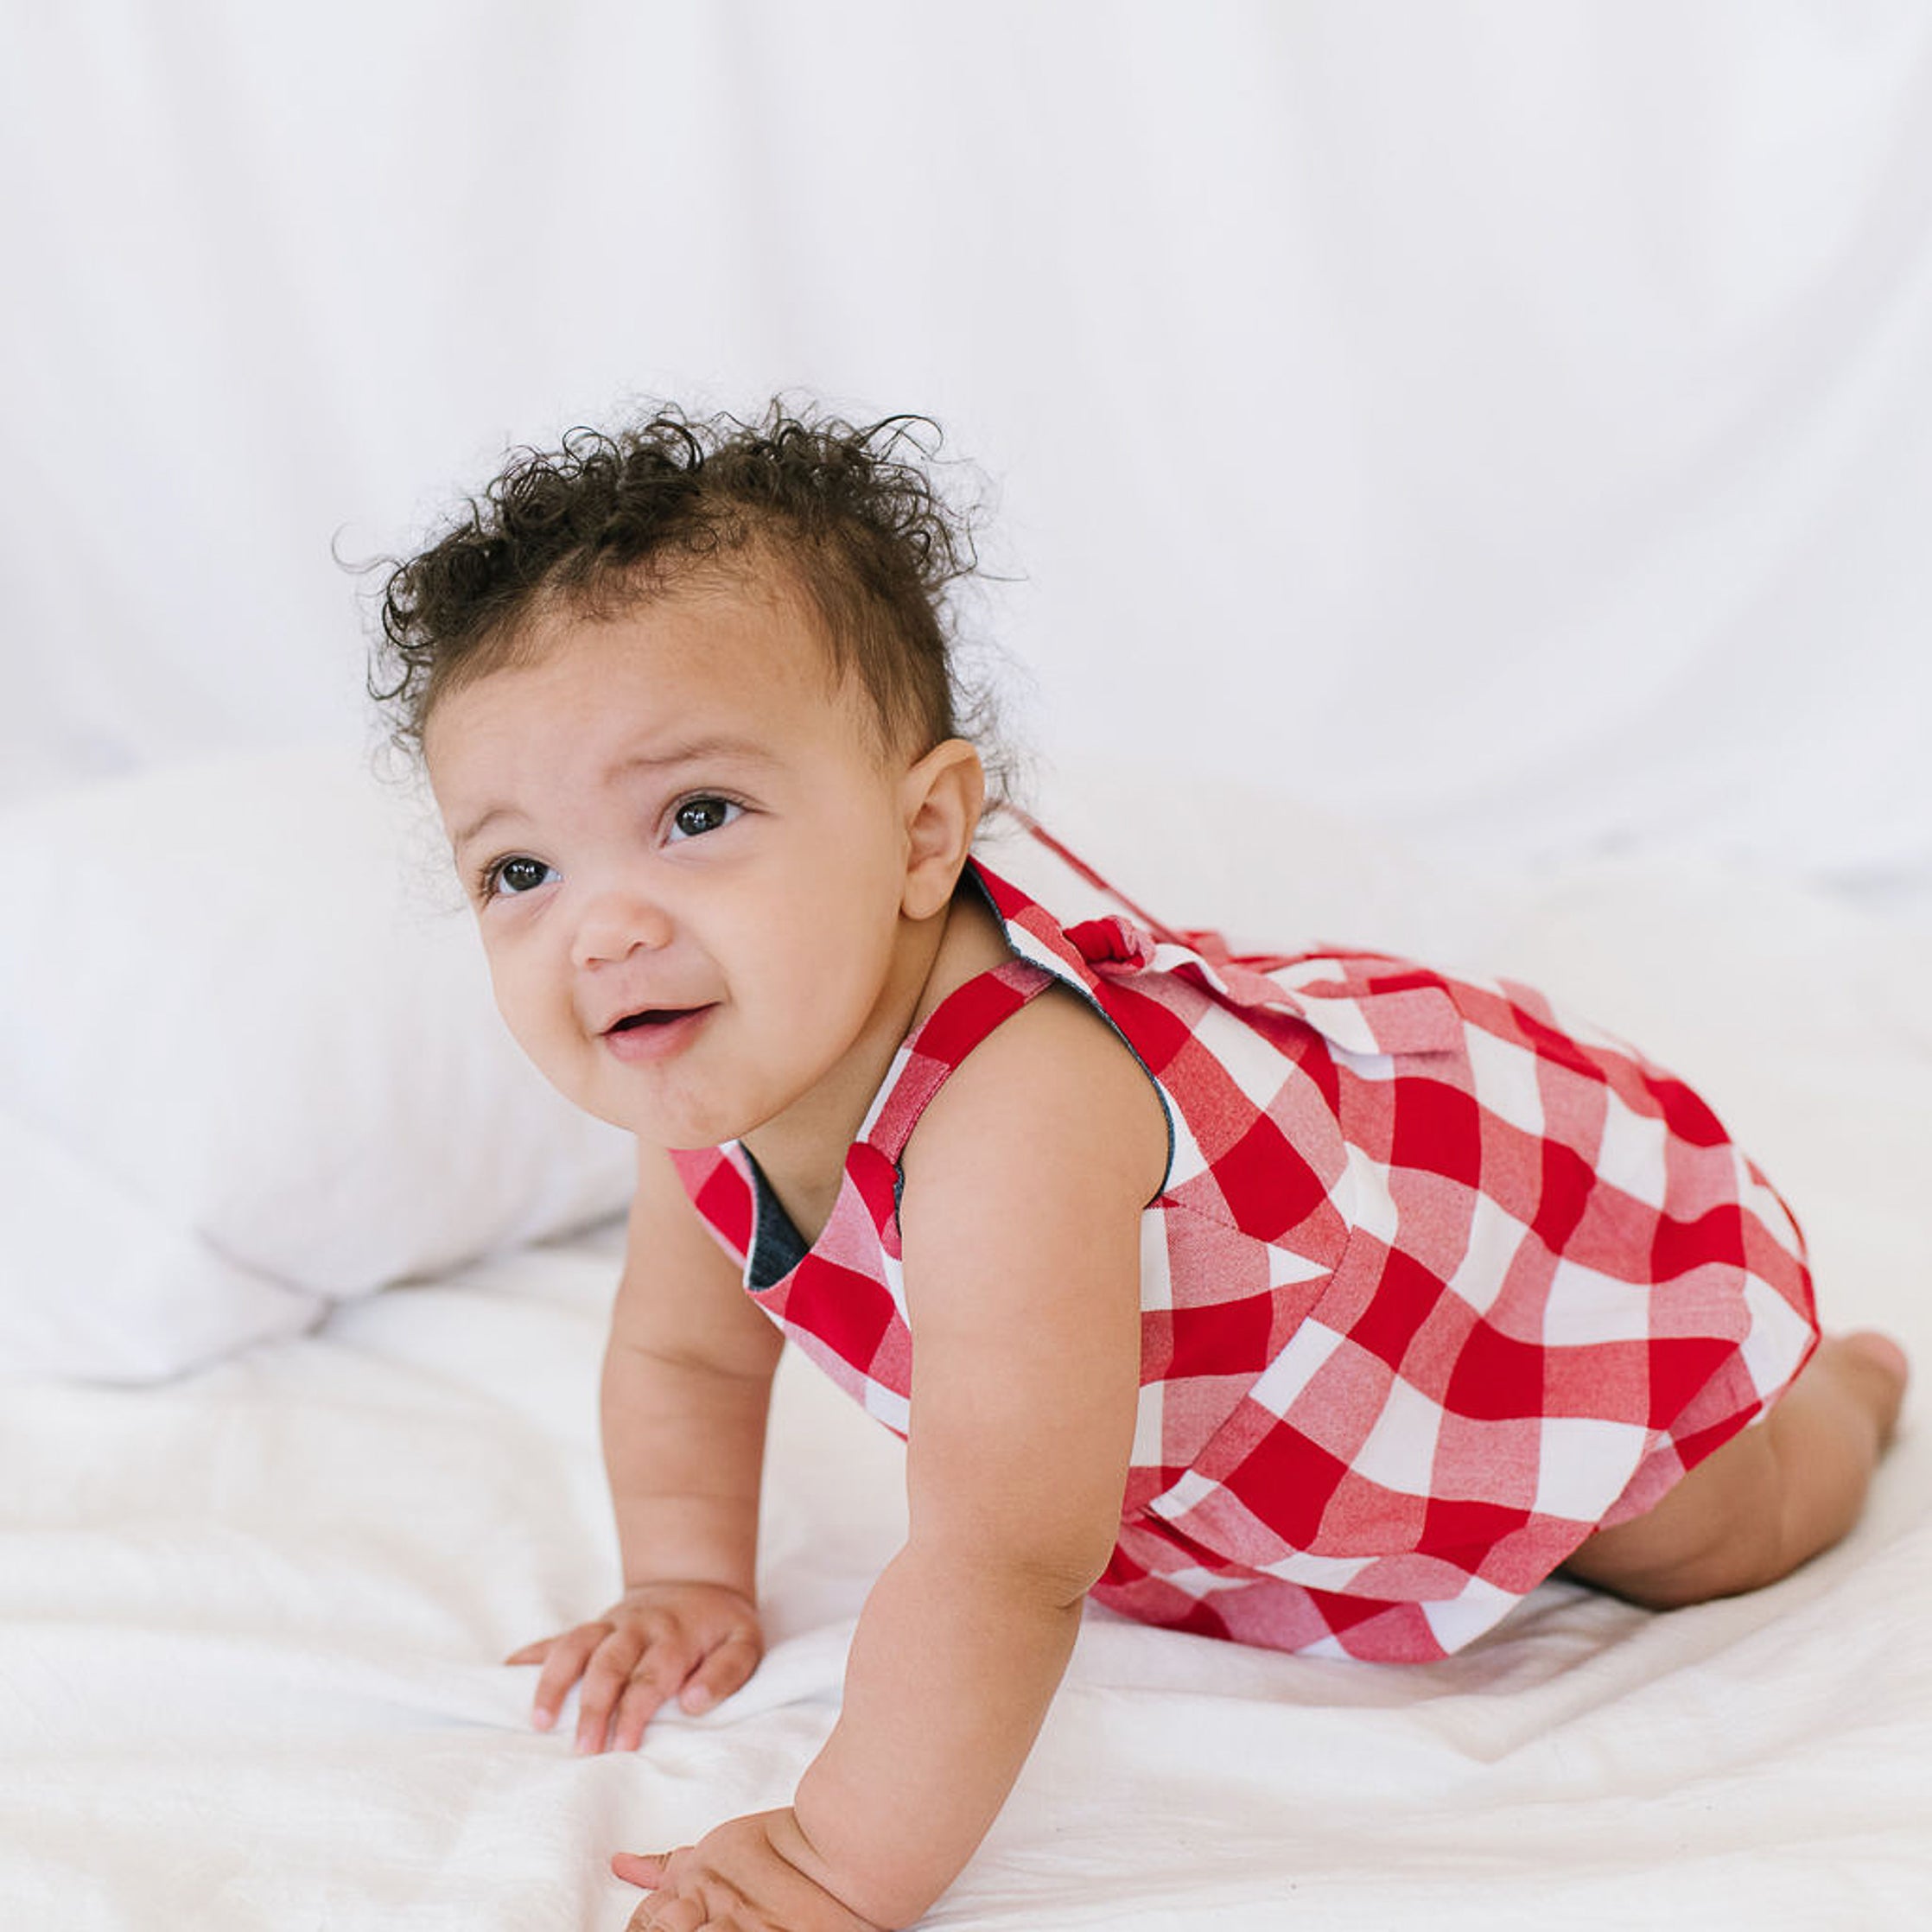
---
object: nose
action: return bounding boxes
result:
[569,881,674,969]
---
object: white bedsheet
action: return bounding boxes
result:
[4,848,1929,1929]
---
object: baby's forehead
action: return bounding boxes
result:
[547,552,834,668]
[423,541,913,785]
[554,558,896,731]
[499,574,864,734]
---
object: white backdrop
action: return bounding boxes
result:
[4,0,1929,887]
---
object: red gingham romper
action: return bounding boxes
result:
[671,846,1820,1662]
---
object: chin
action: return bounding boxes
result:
[591,1089,748,1152]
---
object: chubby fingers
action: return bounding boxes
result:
[627,1894,704,1932]
[582,1621,695,1753]
[672,1629,762,1718]
[506,1617,670,1749]
[593,1624,763,1753]
[615,1849,696,1932]
[508,1611,763,1751]
[515,1620,615,1737]
[612,1849,670,1890]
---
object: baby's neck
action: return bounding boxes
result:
[739,880,1013,1244]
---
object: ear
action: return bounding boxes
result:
[899,739,986,920]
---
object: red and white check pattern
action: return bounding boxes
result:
[672,855,1818,1661]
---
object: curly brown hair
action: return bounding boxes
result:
[369,402,993,768]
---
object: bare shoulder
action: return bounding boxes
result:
[900,979,1169,1236]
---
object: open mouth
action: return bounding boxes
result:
[608,1008,694,1033]
[600,1001,716,1063]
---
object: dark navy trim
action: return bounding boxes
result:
[740,1147,810,1291]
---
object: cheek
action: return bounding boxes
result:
[480,938,569,1058]
[767,879,899,1007]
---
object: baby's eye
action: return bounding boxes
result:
[484,855,556,899]
[668,796,743,841]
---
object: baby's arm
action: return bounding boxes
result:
[795,1057,1150,1922]
[509,1141,784,1751]
[620,990,1163,1929]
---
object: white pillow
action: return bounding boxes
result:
[0,747,636,1382]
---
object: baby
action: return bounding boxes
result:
[374,405,1907,1932]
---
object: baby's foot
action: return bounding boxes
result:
[1821,1330,1909,1451]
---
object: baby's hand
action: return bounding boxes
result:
[613,1809,884,1932]
[505,1582,763,1753]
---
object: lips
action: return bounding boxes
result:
[600,1002,715,1065]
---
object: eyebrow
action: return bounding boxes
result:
[449,735,779,850]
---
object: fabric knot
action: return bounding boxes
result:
[1065,915,1158,971]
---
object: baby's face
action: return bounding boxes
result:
[423,577,930,1151]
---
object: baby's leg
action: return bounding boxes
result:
[1562,1332,1908,1611]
